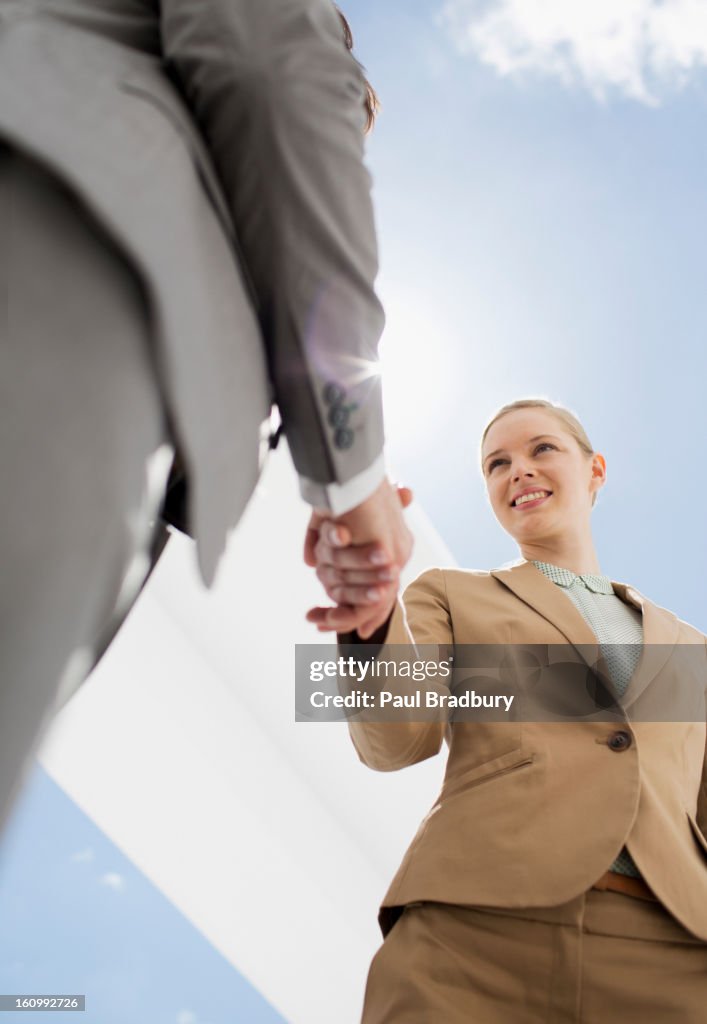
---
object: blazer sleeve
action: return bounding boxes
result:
[698,637,707,835]
[159,0,385,498]
[344,568,454,772]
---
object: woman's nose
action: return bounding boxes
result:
[511,463,535,483]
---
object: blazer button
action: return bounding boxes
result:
[334,427,354,450]
[323,382,345,405]
[328,405,350,428]
[607,729,632,752]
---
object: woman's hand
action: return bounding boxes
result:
[305,484,413,638]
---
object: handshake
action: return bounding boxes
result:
[304,478,414,640]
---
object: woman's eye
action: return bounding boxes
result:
[487,444,554,473]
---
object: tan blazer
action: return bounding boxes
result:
[347,560,707,938]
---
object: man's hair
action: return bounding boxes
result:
[336,7,380,133]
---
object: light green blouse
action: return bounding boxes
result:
[532,560,643,878]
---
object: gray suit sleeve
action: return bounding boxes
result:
[159,0,385,491]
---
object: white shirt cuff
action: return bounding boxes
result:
[299,453,386,515]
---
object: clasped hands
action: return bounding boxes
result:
[304,478,413,639]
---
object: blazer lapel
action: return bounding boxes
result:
[610,581,680,708]
[491,560,600,652]
[491,561,681,712]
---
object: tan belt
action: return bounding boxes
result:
[592,870,658,902]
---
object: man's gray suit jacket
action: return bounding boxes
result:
[0,0,385,584]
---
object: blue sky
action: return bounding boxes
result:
[0,768,285,1024]
[1,3,706,1021]
[348,0,707,631]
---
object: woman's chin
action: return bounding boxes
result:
[507,521,553,547]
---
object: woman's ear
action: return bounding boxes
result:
[591,452,607,487]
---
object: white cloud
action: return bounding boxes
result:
[440,0,707,102]
[99,872,125,891]
[176,1012,213,1024]
[70,847,95,864]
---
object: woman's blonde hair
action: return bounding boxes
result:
[480,398,599,505]
[335,7,380,133]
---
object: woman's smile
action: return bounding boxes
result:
[511,489,553,510]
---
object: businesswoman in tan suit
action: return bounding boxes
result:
[308,398,707,1023]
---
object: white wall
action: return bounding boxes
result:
[39,446,456,1024]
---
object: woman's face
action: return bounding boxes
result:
[481,408,606,547]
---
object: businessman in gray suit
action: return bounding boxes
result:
[0,0,411,828]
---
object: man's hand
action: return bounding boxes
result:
[304,479,413,638]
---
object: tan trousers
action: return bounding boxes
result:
[362,892,707,1023]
